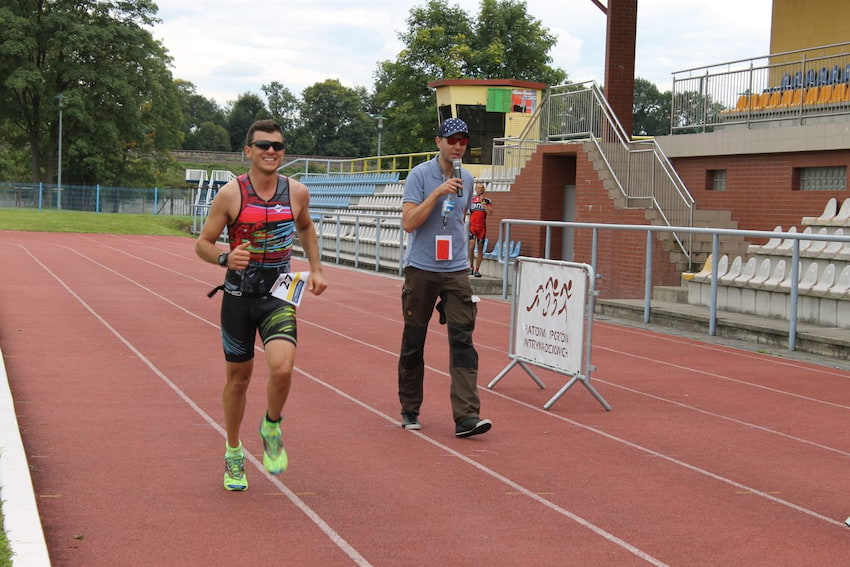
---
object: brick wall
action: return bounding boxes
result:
[671,150,850,237]
[485,143,681,299]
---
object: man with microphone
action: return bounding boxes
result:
[396,117,492,438]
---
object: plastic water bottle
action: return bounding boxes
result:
[442,197,455,229]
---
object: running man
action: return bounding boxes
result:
[195,119,327,491]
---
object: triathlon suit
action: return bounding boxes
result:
[468,194,488,243]
[215,173,298,363]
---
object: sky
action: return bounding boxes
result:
[148,0,773,107]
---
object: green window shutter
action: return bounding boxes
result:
[486,88,512,112]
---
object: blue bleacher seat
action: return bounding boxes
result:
[845,64,850,84]
[483,240,502,260]
[793,71,803,89]
[780,72,791,91]
[829,65,842,85]
[509,241,522,258]
[804,69,817,88]
[817,67,829,87]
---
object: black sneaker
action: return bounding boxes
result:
[401,413,421,430]
[455,417,492,438]
[473,271,482,278]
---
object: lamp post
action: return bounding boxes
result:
[370,114,385,156]
[56,93,66,210]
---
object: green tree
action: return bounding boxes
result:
[184,121,231,151]
[261,81,300,135]
[296,79,373,157]
[470,0,566,86]
[372,0,567,154]
[175,79,226,148]
[0,0,184,185]
[225,92,270,151]
[632,77,671,136]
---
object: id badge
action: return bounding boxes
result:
[435,235,452,261]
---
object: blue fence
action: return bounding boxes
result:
[0,182,194,215]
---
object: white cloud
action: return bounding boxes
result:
[150,0,772,106]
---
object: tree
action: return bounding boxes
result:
[372,0,568,154]
[470,0,566,86]
[175,79,226,148]
[296,80,373,157]
[0,0,184,185]
[184,121,231,151]
[262,81,300,134]
[632,78,671,136]
[225,92,270,151]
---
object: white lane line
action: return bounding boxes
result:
[56,246,669,565]
[21,247,372,567]
[62,244,850,531]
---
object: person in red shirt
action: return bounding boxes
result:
[467,181,493,277]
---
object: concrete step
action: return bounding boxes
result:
[594,298,850,361]
[653,285,688,303]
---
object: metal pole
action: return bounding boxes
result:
[56,93,65,210]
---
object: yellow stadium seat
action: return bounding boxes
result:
[753,92,771,110]
[777,89,794,108]
[721,94,749,115]
[764,90,782,110]
[829,83,846,103]
[803,86,820,106]
[815,84,833,105]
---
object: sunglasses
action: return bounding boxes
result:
[250,140,285,151]
[444,136,469,146]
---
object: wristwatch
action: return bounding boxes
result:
[217,251,229,267]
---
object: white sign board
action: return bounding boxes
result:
[513,260,587,375]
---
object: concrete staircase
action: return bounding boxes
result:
[584,142,750,273]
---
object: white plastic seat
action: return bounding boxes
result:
[761,259,786,290]
[828,198,850,226]
[775,226,798,253]
[748,258,772,288]
[820,228,845,258]
[778,261,805,293]
[797,262,821,294]
[732,257,758,286]
[836,241,850,261]
[810,263,836,296]
[803,227,828,256]
[801,197,837,225]
[719,256,743,284]
[749,226,782,255]
[827,265,850,299]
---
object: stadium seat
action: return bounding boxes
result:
[760,259,787,291]
[780,72,792,90]
[827,265,850,299]
[802,198,838,225]
[748,258,772,288]
[815,85,833,105]
[810,263,836,296]
[732,257,758,286]
[829,64,842,85]
[830,83,847,104]
[803,86,821,106]
[828,198,850,226]
[753,92,771,111]
[775,226,799,253]
[483,240,502,260]
[817,67,829,87]
[803,227,829,256]
[765,90,782,110]
[820,228,845,259]
[722,94,750,115]
[509,241,522,258]
[776,89,794,109]
[804,69,817,88]
[719,255,743,284]
[797,262,820,294]
[778,260,804,293]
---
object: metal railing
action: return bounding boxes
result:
[0,182,192,215]
[491,218,850,353]
[672,41,850,132]
[280,151,438,179]
[487,81,695,260]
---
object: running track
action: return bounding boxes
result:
[1,231,850,566]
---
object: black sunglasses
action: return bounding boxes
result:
[250,140,285,151]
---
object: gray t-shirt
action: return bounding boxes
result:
[402,156,473,272]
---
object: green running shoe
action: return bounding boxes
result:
[259,421,288,474]
[224,454,248,491]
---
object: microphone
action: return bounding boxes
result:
[452,159,463,197]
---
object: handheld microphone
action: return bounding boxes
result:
[452,159,463,197]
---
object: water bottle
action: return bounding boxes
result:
[442,197,455,229]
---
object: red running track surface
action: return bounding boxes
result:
[1,231,850,566]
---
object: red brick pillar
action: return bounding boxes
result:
[604,0,637,137]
